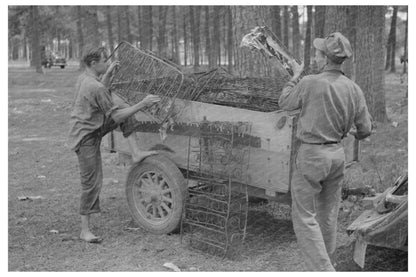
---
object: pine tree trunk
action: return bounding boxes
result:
[31,6,43,73]
[189,6,200,68]
[93,7,100,46]
[158,6,165,55]
[183,8,188,66]
[106,7,115,55]
[56,6,61,53]
[271,6,281,39]
[83,7,100,47]
[355,6,386,122]
[314,6,325,38]
[213,6,221,65]
[23,35,27,59]
[11,39,18,60]
[117,7,122,43]
[125,7,133,44]
[204,6,212,68]
[157,6,168,57]
[137,7,142,47]
[390,6,398,73]
[172,7,180,64]
[76,6,84,68]
[403,8,408,75]
[148,7,153,51]
[291,6,300,59]
[194,6,201,67]
[69,36,73,59]
[385,32,391,70]
[324,6,348,34]
[283,6,289,47]
[141,6,152,50]
[303,6,313,72]
[227,6,233,72]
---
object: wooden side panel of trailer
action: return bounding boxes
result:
[104,99,359,196]
[104,99,295,194]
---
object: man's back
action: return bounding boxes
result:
[279,66,372,143]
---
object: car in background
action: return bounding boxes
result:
[41,52,67,69]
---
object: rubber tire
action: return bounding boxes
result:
[125,154,186,234]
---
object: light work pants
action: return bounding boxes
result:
[291,143,345,271]
[75,116,138,215]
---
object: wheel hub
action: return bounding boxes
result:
[135,171,173,221]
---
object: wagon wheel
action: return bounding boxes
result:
[125,154,186,234]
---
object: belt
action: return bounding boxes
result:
[302,141,340,145]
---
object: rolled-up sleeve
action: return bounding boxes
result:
[354,89,372,140]
[278,80,305,111]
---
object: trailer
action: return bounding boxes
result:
[103,97,359,233]
[102,42,360,255]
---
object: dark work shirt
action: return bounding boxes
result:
[68,72,119,151]
[279,64,372,143]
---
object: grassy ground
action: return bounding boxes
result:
[8,62,408,271]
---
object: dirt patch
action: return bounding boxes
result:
[8,65,407,271]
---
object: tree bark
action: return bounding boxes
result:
[204,6,213,68]
[106,6,115,56]
[389,6,398,73]
[190,6,201,68]
[137,6,142,47]
[55,6,61,53]
[141,7,149,49]
[93,7,100,46]
[227,6,233,72]
[30,6,43,73]
[69,36,73,59]
[403,7,408,75]
[271,6,281,39]
[23,35,27,59]
[125,6,133,44]
[283,6,289,48]
[148,7,153,51]
[314,6,325,38]
[324,6,348,34]
[116,7,122,43]
[355,6,387,122]
[83,7,100,47]
[140,7,152,48]
[172,7,180,64]
[291,6,300,59]
[183,8,188,66]
[189,6,195,66]
[303,6,313,72]
[213,6,221,65]
[157,6,168,57]
[76,6,84,68]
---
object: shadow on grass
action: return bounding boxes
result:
[334,243,408,271]
[226,209,295,261]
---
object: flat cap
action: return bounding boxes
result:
[313,32,353,64]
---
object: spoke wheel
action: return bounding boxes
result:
[126,154,186,234]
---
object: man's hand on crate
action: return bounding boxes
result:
[141,94,161,108]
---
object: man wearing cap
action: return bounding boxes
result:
[278,32,372,271]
